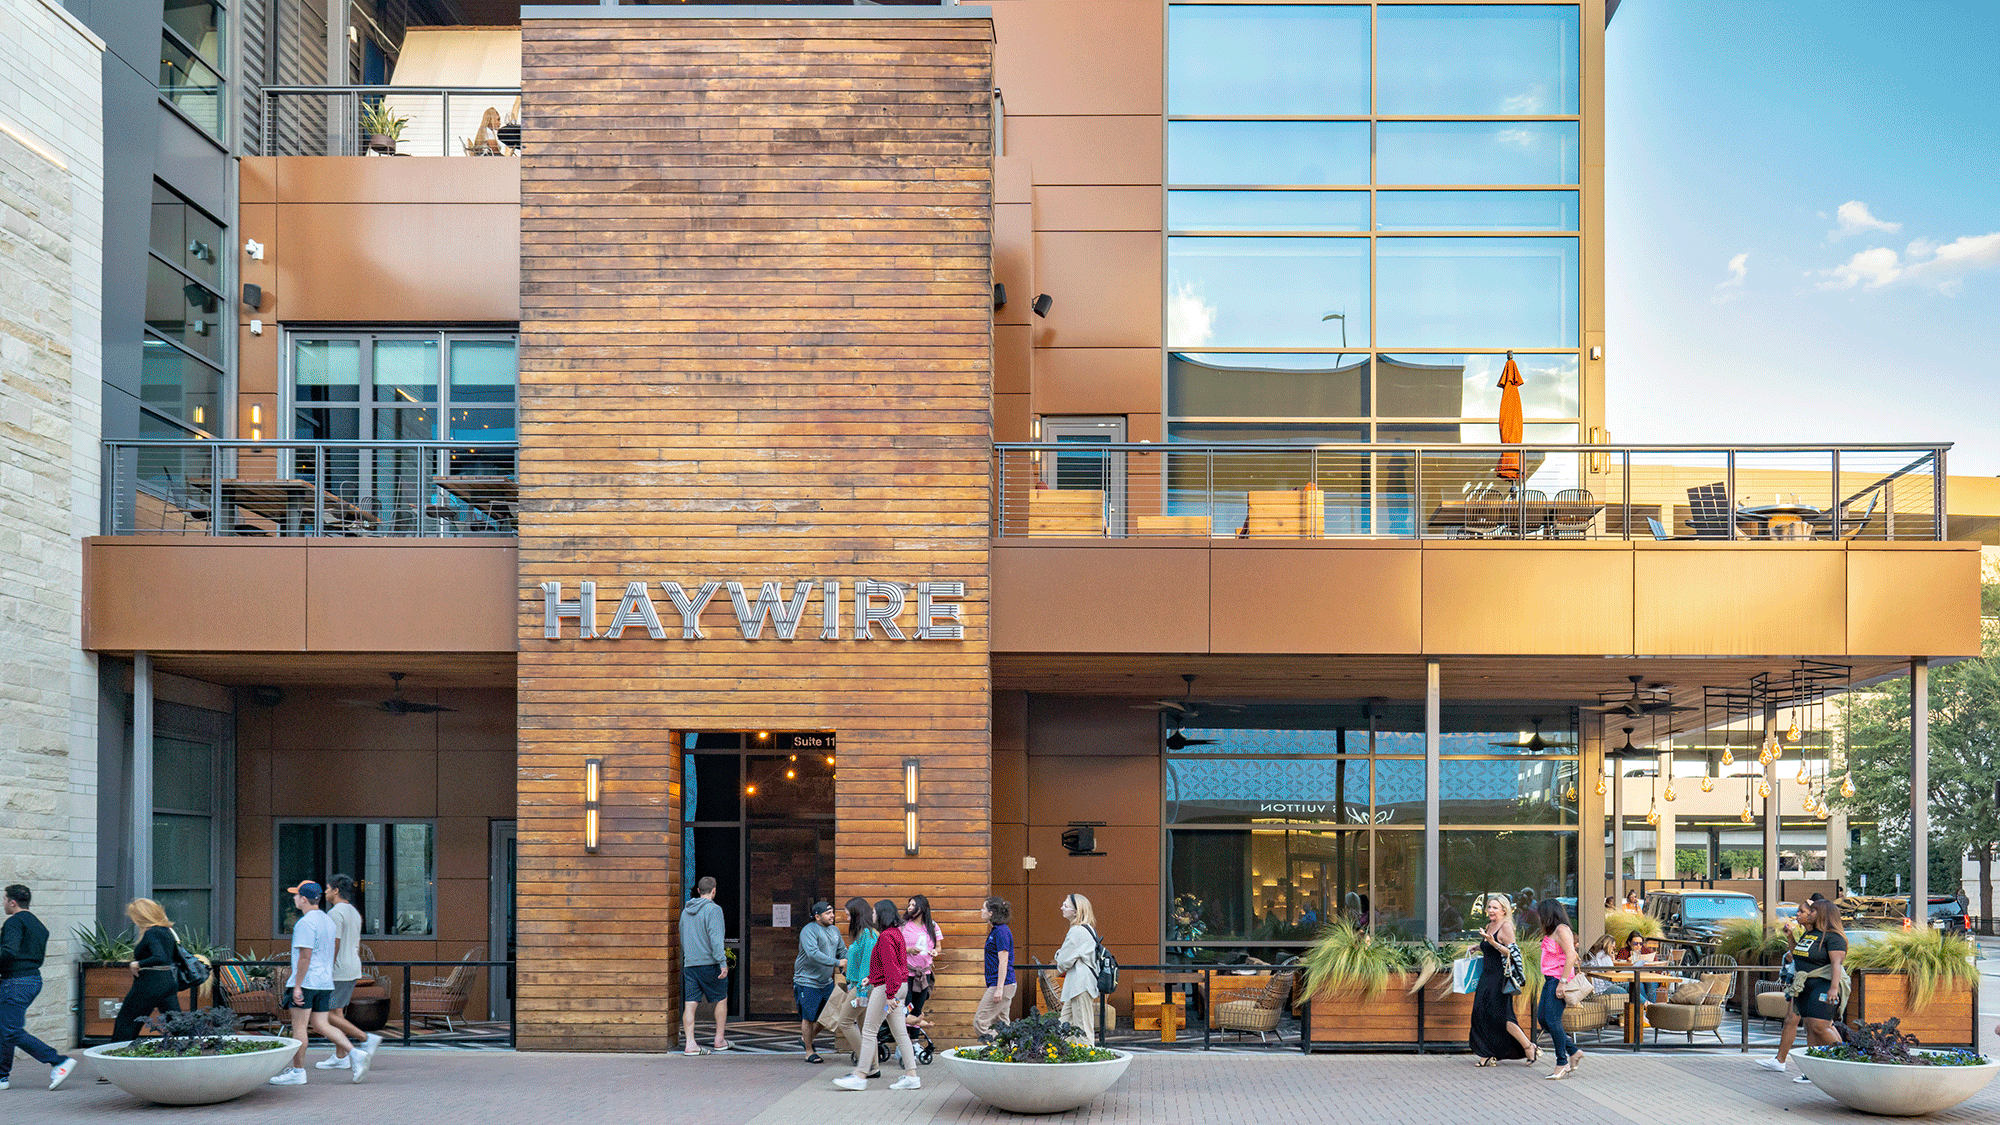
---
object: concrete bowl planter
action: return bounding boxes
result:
[1794,1051,2000,1116]
[85,1036,298,1105]
[940,1047,1133,1114]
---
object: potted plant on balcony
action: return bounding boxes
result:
[359,101,409,155]
[1843,928,1980,1044]
[943,1011,1131,1114]
[85,1007,296,1105]
[1796,1018,1997,1116]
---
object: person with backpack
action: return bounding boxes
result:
[1054,893,1103,1044]
[112,898,186,1043]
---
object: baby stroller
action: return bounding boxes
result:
[877,1017,936,1066]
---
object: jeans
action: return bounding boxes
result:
[1537,977,1575,1066]
[0,975,64,1079]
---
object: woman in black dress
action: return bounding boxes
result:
[112,898,184,1043]
[1469,894,1538,1066]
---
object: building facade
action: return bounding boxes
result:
[38,0,1985,1054]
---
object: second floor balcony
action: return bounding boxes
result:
[994,443,1949,543]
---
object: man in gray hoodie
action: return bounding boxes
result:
[793,901,844,1063]
[681,876,729,1055]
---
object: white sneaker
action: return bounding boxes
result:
[832,1074,868,1091]
[315,1055,352,1070]
[1755,1057,1788,1072]
[1794,1075,1813,1084]
[0,1079,10,1090]
[269,1068,308,1086]
[349,1048,371,1083]
[49,1058,76,1090]
[890,1075,922,1091]
[363,1033,383,1055]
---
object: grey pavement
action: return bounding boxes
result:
[10,1043,2000,1125]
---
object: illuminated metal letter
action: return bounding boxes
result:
[541,581,599,640]
[819,579,842,640]
[604,581,666,640]
[728,580,817,640]
[659,580,723,641]
[915,581,965,640]
[853,579,907,641]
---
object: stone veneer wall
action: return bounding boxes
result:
[0,0,103,1050]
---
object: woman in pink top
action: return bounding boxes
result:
[1536,899,1582,1080]
[899,894,941,1025]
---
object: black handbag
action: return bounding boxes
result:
[170,932,209,990]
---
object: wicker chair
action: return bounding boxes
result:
[1560,994,1616,1041]
[217,962,282,1030]
[409,945,484,1031]
[1032,968,1117,1030]
[1753,979,1790,1020]
[1644,962,1736,1045]
[1212,969,1293,1043]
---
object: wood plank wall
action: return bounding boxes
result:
[517,16,995,1051]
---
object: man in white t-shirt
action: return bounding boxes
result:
[269,881,369,1086]
[313,875,384,1072]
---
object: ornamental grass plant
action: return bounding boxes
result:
[1844,927,1979,1011]
[1300,923,1471,1000]
[1603,911,1663,947]
[1716,918,1793,964]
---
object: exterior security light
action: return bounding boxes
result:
[1030,293,1052,318]
[584,758,602,853]
[903,759,920,855]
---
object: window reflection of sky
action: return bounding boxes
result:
[1376,237,1578,347]
[1376,353,1579,418]
[1377,122,1579,185]
[1376,5,1580,115]
[1169,237,1368,349]
[1170,190,1369,232]
[1169,121,1370,186]
[1167,4,1370,115]
[1376,191,1578,231]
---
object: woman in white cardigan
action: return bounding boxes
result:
[1054,893,1101,1043]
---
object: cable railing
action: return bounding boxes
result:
[262,85,524,158]
[994,443,1949,542]
[104,440,519,538]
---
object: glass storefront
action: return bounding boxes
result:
[1164,703,1581,959]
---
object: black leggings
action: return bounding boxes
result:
[113,972,182,1042]
[906,976,932,1017]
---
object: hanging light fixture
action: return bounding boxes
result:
[1840,774,1855,799]
[1565,780,1578,803]
[1740,803,1754,824]
[1646,802,1660,827]
[1758,727,1777,766]
[1756,778,1772,800]
[1700,774,1715,793]
[1786,714,1801,743]
[1815,802,1830,821]
[1796,759,1811,786]
[1663,781,1677,802]
[1595,772,1606,796]
[1802,790,1818,814]
[1721,745,1734,767]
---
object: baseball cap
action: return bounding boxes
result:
[811,901,835,915]
[287,881,323,899]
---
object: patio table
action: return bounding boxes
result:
[1586,969,1687,1047]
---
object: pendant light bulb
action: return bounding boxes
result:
[1663,783,1677,802]
[1756,779,1772,800]
[1840,774,1855,798]
[1565,782,1578,803]
[1796,761,1811,785]
[1740,804,1754,824]
[1699,775,1715,793]
[1816,803,1830,821]
[1721,746,1734,767]
[1786,717,1801,743]
[1645,802,1660,827]
[1758,742,1775,767]
[1802,792,1818,814]
[1594,775,1606,797]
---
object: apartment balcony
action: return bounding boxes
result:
[263,85,524,159]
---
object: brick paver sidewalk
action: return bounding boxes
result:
[11,1044,2000,1125]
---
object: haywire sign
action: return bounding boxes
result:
[538,579,966,642]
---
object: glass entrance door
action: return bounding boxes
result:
[489,820,516,1021]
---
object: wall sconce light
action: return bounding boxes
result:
[993,282,1007,308]
[584,757,602,853]
[251,403,262,426]
[244,239,264,260]
[1030,293,1052,318]
[1589,345,1603,360]
[903,758,920,856]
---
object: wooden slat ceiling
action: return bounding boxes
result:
[129,652,517,689]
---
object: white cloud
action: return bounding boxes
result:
[1830,200,1902,239]
[1495,127,1538,150]
[1815,231,2000,292]
[1713,252,1748,300]
[1499,85,1551,114]
[1167,281,1215,347]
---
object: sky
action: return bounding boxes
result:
[1605,0,2000,475]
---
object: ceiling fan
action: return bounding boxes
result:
[1588,674,1693,717]
[341,672,457,716]
[1163,727,1218,751]
[1132,673,1244,719]
[1488,716,1576,754]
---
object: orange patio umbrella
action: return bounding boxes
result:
[1495,351,1524,481]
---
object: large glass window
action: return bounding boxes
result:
[153,735,218,940]
[144,184,226,435]
[1166,4,1370,115]
[1440,831,1579,940]
[1375,238,1578,348]
[159,33,223,137]
[276,821,435,937]
[289,331,516,453]
[1166,4,1586,445]
[1376,5,1580,114]
[1168,237,1369,349]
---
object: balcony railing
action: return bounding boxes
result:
[994,443,1948,542]
[104,440,518,538]
[262,85,524,157]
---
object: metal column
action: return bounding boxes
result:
[1612,748,1625,904]
[1763,701,1780,926]
[132,652,154,900]
[1911,658,1929,921]
[1423,658,1441,943]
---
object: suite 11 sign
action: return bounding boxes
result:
[539,579,966,642]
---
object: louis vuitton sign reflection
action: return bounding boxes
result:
[539,579,966,642]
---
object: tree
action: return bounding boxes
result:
[1675,849,1708,877]
[1831,596,2000,923]
[1845,830,1962,898]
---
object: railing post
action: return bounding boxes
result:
[1933,447,1946,540]
[1621,450,1632,540]
[1410,449,1423,539]
[402,965,412,1045]
[1829,450,1841,538]
[210,447,225,537]
[313,445,325,536]
[1724,449,1737,540]
[996,449,1006,536]
[1205,449,1215,538]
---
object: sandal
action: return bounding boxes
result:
[683,1046,712,1056]
[1526,1044,1540,1067]
[806,1053,824,1064]
[1473,1058,1497,1067]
